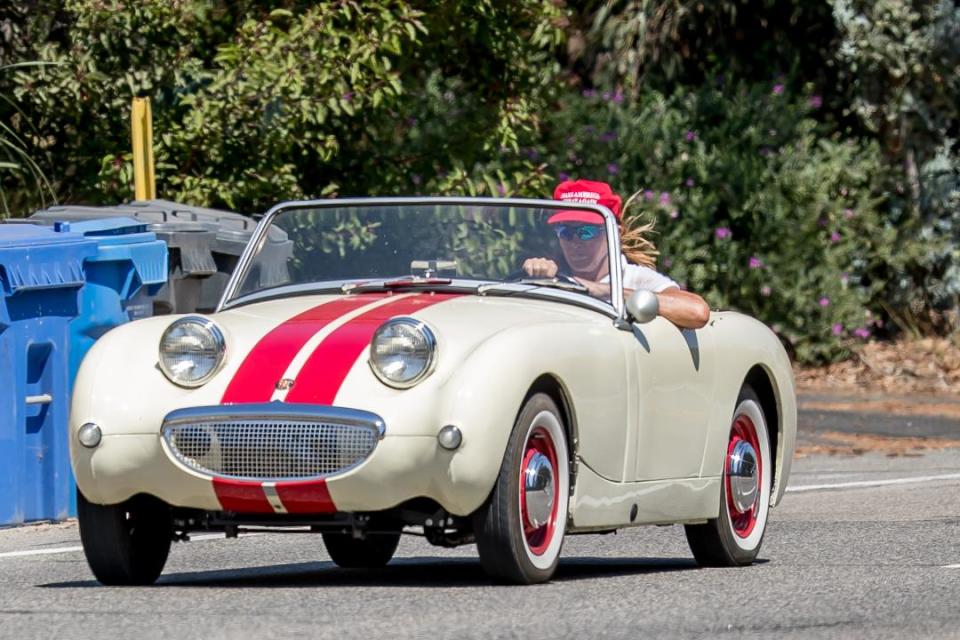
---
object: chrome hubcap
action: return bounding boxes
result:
[523,451,555,528]
[727,440,758,513]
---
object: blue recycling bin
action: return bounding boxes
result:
[0,226,96,525]
[46,218,168,517]
[50,218,168,385]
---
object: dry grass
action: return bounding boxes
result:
[795,337,960,395]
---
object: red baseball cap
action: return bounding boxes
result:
[548,179,622,225]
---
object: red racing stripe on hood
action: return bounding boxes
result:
[285,293,462,405]
[221,295,386,404]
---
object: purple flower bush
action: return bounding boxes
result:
[538,80,885,362]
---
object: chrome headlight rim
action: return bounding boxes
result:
[158,316,227,388]
[368,316,438,389]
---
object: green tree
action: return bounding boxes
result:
[0,0,564,214]
[832,0,960,331]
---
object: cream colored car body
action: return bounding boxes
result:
[70,286,796,531]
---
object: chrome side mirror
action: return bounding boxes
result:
[626,289,659,324]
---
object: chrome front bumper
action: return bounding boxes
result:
[161,404,385,482]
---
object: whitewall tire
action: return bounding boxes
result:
[473,393,569,584]
[685,385,772,566]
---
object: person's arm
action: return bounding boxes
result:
[577,281,709,328]
[647,286,710,329]
[621,263,710,329]
[529,260,710,328]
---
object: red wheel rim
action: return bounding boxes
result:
[519,425,560,556]
[726,414,762,538]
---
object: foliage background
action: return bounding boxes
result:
[1,0,958,362]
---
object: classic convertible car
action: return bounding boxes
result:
[70,197,796,585]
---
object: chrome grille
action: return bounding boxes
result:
[163,419,380,480]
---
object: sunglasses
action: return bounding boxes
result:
[554,224,604,241]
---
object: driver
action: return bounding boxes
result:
[523,179,710,329]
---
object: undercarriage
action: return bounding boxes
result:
[169,498,475,548]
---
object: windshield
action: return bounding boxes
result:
[227,199,619,308]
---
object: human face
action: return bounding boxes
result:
[554,223,608,278]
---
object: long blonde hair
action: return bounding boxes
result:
[619,190,659,268]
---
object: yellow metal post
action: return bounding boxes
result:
[131,97,156,200]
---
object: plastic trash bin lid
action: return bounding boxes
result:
[48,217,169,289]
[32,205,135,218]
[52,217,159,247]
[0,224,94,249]
[0,226,97,294]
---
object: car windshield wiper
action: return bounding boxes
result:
[342,277,453,293]
[477,278,587,295]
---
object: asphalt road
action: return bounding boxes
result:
[2,398,960,640]
[799,392,960,439]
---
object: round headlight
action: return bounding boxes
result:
[159,317,226,388]
[369,317,437,388]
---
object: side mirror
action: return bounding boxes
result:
[626,289,659,324]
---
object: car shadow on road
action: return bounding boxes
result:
[41,556,701,589]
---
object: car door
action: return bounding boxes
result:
[624,316,716,481]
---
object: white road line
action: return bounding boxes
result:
[0,546,83,558]
[943,564,960,569]
[0,532,228,559]
[787,472,960,493]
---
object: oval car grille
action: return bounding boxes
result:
[163,419,380,481]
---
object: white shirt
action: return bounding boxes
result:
[599,256,678,293]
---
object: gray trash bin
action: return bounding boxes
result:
[125,200,292,311]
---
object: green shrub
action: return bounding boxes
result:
[0,62,58,216]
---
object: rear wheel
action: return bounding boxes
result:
[322,532,401,568]
[77,490,172,585]
[685,386,772,566]
[473,393,569,584]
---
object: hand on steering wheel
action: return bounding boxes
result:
[521,257,559,278]
[506,258,587,291]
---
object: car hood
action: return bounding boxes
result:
[210,291,609,406]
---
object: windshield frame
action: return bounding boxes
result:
[217,197,625,318]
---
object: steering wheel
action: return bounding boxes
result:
[504,269,587,291]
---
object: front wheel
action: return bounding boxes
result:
[473,392,570,584]
[685,386,772,566]
[322,532,401,568]
[77,490,173,585]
